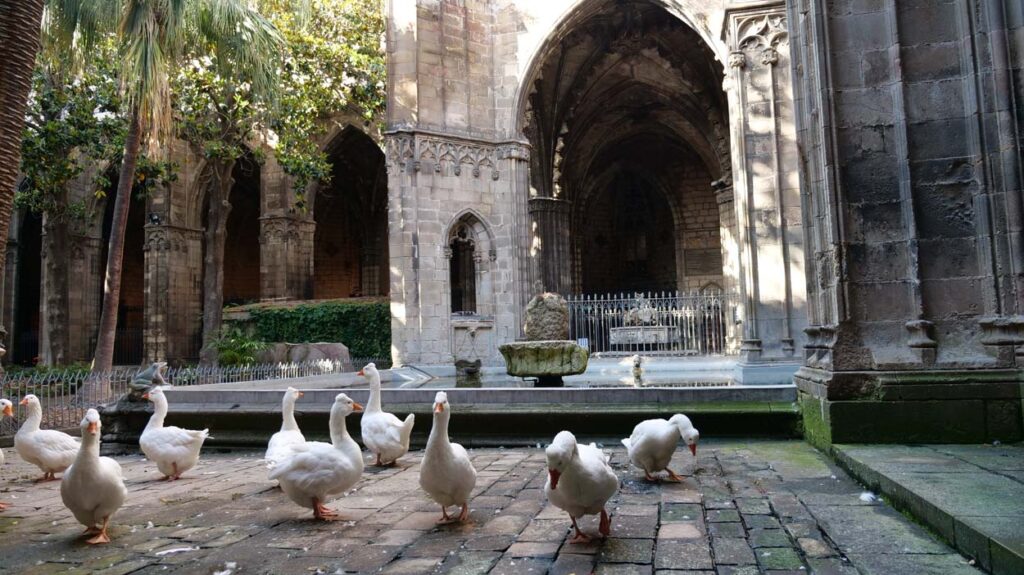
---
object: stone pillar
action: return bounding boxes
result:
[259,216,314,301]
[725,4,807,382]
[67,235,103,361]
[143,224,203,363]
[503,143,534,333]
[528,196,572,295]
[715,182,742,354]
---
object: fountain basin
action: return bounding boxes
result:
[499,340,588,385]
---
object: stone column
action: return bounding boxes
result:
[67,234,103,361]
[259,216,314,301]
[715,182,741,353]
[143,224,203,363]
[725,5,807,382]
[528,196,572,295]
[502,143,533,334]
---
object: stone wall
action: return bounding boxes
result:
[790,0,1024,443]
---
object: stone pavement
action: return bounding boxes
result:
[834,443,1024,575]
[0,440,983,574]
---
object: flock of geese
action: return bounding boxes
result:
[0,363,700,548]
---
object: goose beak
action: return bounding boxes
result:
[2,405,12,417]
[357,369,365,376]
[87,421,99,435]
[689,444,697,456]
[352,402,364,412]
[297,391,305,398]
[434,403,444,413]
[141,392,150,400]
[19,397,28,406]
[548,469,561,490]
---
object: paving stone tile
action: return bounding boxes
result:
[748,528,791,548]
[736,498,771,515]
[654,540,712,570]
[798,536,835,558]
[712,537,756,565]
[657,521,703,540]
[755,547,804,570]
[743,514,781,529]
[463,533,514,551]
[610,514,658,538]
[549,552,596,575]
[599,538,655,563]
[380,557,445,574]
[661,503,702,522]
[435,551,501,575]
[708,522,745,537]
[489,555,552,575]
[717,567,761,575]
[707,509,741,523]
[507,541,560,558]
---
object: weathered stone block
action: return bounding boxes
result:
[499,341,588,377]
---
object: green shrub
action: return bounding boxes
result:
[247,299,390,358]
[207,327,267,366]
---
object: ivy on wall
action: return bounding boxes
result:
[244,299,390,358]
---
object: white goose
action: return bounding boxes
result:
[270,393,364,520]
[419,392,477,523]
[358,363,415,466]
[60,409,127,544]
[545,430,619,544]
[140,388,209,480]
[265,387,306,471]
[15,394,80,481]
[0,398,12,510]
[621,414,699,482]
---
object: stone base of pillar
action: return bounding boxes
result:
[795,366,1024,448]
[731,360,801,385]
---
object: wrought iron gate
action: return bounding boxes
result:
[567,291,739,355]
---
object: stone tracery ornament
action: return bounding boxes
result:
[734,12,788,68]
[728,51,746,69]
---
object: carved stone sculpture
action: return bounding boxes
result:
[524,292,570,340]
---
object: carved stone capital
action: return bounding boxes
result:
[384,130,512,180]
[728,51,746,69]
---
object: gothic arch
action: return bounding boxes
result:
[444,211,496,318]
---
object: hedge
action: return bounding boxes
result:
[246,299,391,359]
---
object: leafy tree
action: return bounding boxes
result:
[264,0,386,208]
[170,5,282,366]
[17,42,126,365]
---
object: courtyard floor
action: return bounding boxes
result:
[0,440,983,575]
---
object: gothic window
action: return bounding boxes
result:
[449,225,477,315]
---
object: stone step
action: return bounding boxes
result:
[833,444,1024,575]
[100,384,800,448]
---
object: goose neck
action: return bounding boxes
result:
[20,403,42,432]
[281,397,299,431]
[146,395,168,430]
[367,379,383,412]
[427,412,450,448]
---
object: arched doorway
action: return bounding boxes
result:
[314,126,388,299]
[521,0,731,297]
[223,154,261,305]
[99,186,146,365]
[11,211,42,365]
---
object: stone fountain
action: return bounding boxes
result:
[499,293,588,387]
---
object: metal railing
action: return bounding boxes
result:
[567,291,739,355]
[0,356,390,437]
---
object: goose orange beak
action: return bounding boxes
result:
[548,469,561,490]
[689,444,697,456]
[19,397,28,406]
[434,403,444,413]
[297,391,305,398]
[357,369,365,376]
[141,392,150,400]
[353,402,364,412]
[2,405,13,417]
[87,421,99,434]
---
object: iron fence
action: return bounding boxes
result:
[0,356,390,437]
[567,291,739,355]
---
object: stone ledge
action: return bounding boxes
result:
[832,444,1024,575]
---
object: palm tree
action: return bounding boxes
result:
[0,0,46,351]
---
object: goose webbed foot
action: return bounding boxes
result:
[665,468,684,482]
[85,517,111,544]
[599,509,612,538]
[312,498,339,521]
[569,516,592,544]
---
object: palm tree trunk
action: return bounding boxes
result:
[92,108,143,375]
[199,161,235,366]
[0,0,45,353]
